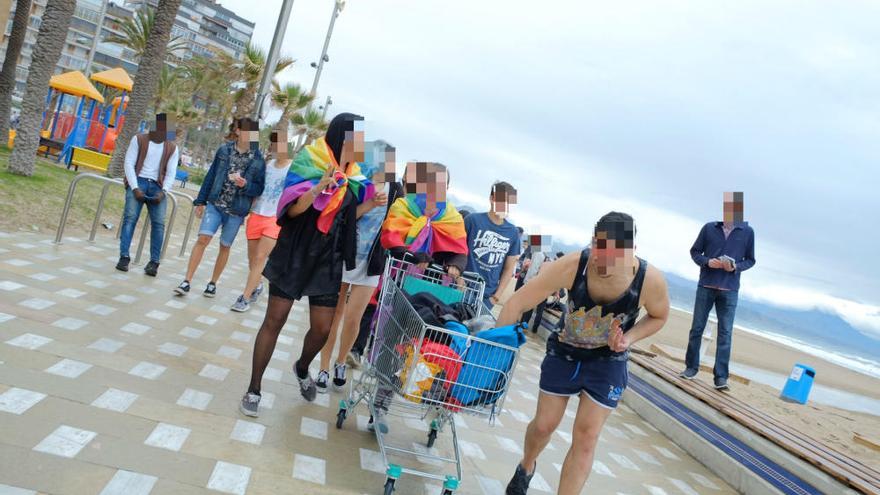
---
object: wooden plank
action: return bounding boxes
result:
[631,352,880,494]
[854,433,880,453]
[647,343,750,385]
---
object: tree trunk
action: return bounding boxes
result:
[0,0,33,143]
[107,0,183,178]
[8,0,76,176]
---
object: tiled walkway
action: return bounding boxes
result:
[0,230,736,495]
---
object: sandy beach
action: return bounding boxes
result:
[641,307,880,471]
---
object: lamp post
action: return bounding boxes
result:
[319,95,332,119]
[253,0,296,122]
[84,0,109,75]
[296,0,344,148]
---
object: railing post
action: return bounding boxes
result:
[89,182,113,242]
[168,190,196,258]
[134,215,148,264]
[161,192,178,260]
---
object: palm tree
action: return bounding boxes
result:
[291,109,328,152]
[153,64,180,113]
[107,0,184,178]
[162,95,201,146]
[232,43,293,118]
[7,0,77,176]
[270,81,314,125]
[0,0,33,142]
[103,7,186,62]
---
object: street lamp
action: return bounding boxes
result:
[253,0,297,122]
[296,0,344,147]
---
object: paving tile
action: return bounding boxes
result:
[19,298,55,310]
[121,322,152,335]
[196,315,217,326]
[88,338,125,353]
[206,461,251,495]
[230,420,265,445]
[5,259,33,267]
[45,359,92,379]
[91,389,139,413]
[145,310,171,321]
[33,425,97,458]
[292,454,326,485]
[99,469,158,495]
[0,281,26,291]
[0,312,15,324]
[0,483,37,494]
[86,304,117,316]
[29,273,57,282]
[112,294,138,304]
[128,362,167,380]
[359,448,385,474]
[51,317,88,331]
[180,327,205,339]
[0,388,47,415]
[6,334,52,350]
[217,346,242,360]
[199,364,230,381]
[86,280,110,289]
[56,288,86,298]
[300,417,328,440]
[177,389,213,411]
[158,342,188,357]
[144,423,191,452]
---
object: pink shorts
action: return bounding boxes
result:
[246,213,281,240]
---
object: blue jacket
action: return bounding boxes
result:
[194,142,266,217]
[690,221,756,291]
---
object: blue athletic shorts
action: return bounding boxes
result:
[538,350,628,409]
[198,204,244,247]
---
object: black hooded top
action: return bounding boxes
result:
[262,113,363,300]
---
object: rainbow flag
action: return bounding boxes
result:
[277,137,374,233]
[381,193,467,255]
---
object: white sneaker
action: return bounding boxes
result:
[332,362,347,392]
[316,369,330,394]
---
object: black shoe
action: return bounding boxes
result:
[679,368,698,380]
[115,256,130,272]
[714,377,730,391]
[174,280,190,296]
[144,261,159,277]
[506,462,534,495]
[204,282,217,298]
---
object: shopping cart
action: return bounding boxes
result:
[335,256,524,494]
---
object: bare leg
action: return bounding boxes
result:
[211,244,231,283]
[295,303,337,376]
[247,294,294,394]
[243,236,276,298]
[320,283,349,372]
[557,394,613,494]
[335,284,374,365]
[185,234,212,281]
[521,392,569,472]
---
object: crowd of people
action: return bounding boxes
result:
[113,111,756,495]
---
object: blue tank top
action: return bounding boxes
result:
[549,248,647,359]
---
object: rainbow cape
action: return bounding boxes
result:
[277,137,374,233]
[381,193,467,255]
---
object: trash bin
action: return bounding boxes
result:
[780,363,815,404]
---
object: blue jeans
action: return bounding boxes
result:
[120,178,167,263]
[198,203,244,247]
[684,285,739,380]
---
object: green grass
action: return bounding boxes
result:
[0,147,194,243]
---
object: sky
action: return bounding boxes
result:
[219,0,880,339]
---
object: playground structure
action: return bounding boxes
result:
[9,68,133,172]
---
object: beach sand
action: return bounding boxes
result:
[642,308,880,472]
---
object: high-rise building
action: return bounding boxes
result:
[0,0,253,110]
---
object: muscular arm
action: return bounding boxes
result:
[624,264,670,344]
[497,252,579,327]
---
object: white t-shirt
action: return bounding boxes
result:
[123,135,180,192]
[252,158,292,217]
[524,251,546,283]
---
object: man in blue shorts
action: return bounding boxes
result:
[498,212,669,494]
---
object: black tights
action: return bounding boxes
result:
[247,295,337,394]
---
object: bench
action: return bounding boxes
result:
[39,137,65,158]
[175,168,189,188]
[69,147,111,173]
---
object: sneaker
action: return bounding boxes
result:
[230,294,250,313]
[346,351,362,369]
[295,362,317,402]
[239,392,260,417]
[203,282,217,298]
[332,362,347,392]
[714,377,730,391]
[679,368,698,380]
[144,261,159,277]
[316,369,330,394]
[115,256,130,272]
[505,462,535,495]
[174,280,190,296]
[249,282,263,303]
[367,413,389,434]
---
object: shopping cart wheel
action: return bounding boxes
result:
[335,401,347,429]
[383,479,395,494]
[442,475,459,493]
[426,427,438,448]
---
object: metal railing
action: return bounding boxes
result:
[56,173,195,263]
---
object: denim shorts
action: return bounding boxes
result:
[539,351,628,409]
[198,204,244,247]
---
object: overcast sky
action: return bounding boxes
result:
[219,0,880,338]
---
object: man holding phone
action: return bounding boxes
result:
[175,118,265,297]
[116,113,179,276]
[680,191,756,390]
